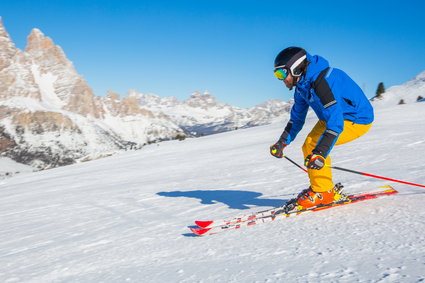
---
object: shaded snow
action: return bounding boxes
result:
[1,103,425,282]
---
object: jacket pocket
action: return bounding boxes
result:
[343,98,356,108]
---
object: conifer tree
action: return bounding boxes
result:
[375,82,385,98]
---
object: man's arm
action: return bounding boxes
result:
[280,91,309,144]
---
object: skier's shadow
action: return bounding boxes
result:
[157,189,287,210]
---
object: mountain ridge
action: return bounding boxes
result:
[0,19,290,171]
[1,18,423,172]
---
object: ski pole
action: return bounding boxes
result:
[283,155,308,173]
[283,155,425,188]
[326,165,425,188]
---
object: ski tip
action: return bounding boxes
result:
[377,185,399,194]
[190,227,212,236]
[195,220,214,228]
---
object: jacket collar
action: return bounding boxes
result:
[296,53,330,89]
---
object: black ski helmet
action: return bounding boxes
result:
[274,47,307,77]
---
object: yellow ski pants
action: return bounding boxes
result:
[302,120,372,192]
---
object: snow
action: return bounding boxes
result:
[0,96,46,112]
[1,103,425,282]
[0,157,35,179]
[30,64,64,110]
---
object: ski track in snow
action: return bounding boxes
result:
[1,103,425,282]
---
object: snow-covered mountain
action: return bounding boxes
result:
[0,19,290,170]
[2,16,423,172]
[129,90,292,136]
[371,71,425,106]
[1,102,424,282]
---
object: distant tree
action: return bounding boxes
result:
[175,134,186,141]
[398,99,406,105]
[417,96,424,102]
[375,82,385,99]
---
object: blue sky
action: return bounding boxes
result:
[1,0,424,108]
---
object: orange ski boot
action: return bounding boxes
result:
[296,183,345,209]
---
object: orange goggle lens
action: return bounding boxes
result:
[274,68,288,80]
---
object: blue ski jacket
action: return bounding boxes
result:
[281,53,374,158]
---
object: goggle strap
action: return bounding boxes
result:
[290,55,306,76]
[286,51,306,70]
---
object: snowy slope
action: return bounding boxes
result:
[1,103,425,282]
[0,157,35,179]
[372,71,425,106]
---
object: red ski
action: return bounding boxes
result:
[190,186,398,236]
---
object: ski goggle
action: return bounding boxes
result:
[274,68,288,80]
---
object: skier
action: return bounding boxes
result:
[270,47,374,210]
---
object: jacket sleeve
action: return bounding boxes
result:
[312,75,344,158]
[279,90,309,144]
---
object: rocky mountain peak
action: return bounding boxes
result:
[25,28,56,52]
[126,90,181,109]
[0,17,18,71]
[106,90,121,101]
[0,19,290,171]
[25,28,70,71]
[185,91,218,108]
[120,96,154,117]
[18,26,102,118]
[0,17,8,38]
[189,90,213,99]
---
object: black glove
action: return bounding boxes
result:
[304,154,326,170]
[270,141,287,158]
